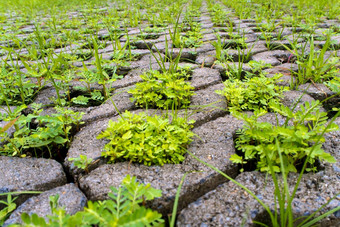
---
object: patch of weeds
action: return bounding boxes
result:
[222,39,248,50]
[0,104,84,160]
[213,36,254,79]
[129,70,195,109]
[209,4,231,26]
[0,67,39,106]
[137,33,160,40]
[285,34,340,87]
[231,100,338,173]
[245,60,272,77]
[295,39,339,84]
[68,87,106,107]
[143,26,166,33]
[73,49,93,61]
[180,22,203,48]
[325,75,340,93]
[169,12,202,48]
[216,74,287,112]
[212,34,248,62]
[68,154,93,173]
[8,175,163,226]
[67,68,118,107]
[0,193,17,225]
[97,111,195,166]
[80,38,107,49]
[110,50,140,62]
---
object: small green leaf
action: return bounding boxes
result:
[72,95,90,105]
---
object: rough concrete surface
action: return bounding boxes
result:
[0,156,66,209]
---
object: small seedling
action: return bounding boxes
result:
[68,155,93,173]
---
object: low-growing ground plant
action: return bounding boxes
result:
[0,104,84,159]
[3,175,163,226]
[68,154,93,173]
[0,191,41,226]
[0,194,16,225]
[180,22,203,48]
[187,103,340,227]
[284,34,340,88]
[213,40,255,80]
[212,34,250,64]
[97,111,195,166]
[231,100,338,173]
[216,74,287,112]
[128,70,195,109]
[0,66,39,106]
[325,76,340,93]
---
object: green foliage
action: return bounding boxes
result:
[143,26,165,33]
[8,175,163,227]
[212,33,224,61]
[71,95,90,106]
[285,34,340,88]
[179,22,203,48]
[129,70,195,109]
[68,154,93,173]
[295,37,339,84]
[0,67,38,106]
[97,111,195,166]
[110,50,139,63]
[69,90,105,107]
[231,100,338,173]
[325,76,340,93]
[74,49,93,61]
[0,105,84,158]
[209,4,230,26]
[216,74,287,112]
[0,194,17,226]
[71,63,117,106]
[246,60,272,77]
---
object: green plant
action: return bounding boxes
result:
[231,100,338,173]
[92,37,110,99]
[128,70,194,109]
[144,26,165,33]
[188,144,340,227]
[215,74,286,112]
[69,70,108,107]
[209,4,229,26]
[297,36,339,82]
[169,10,183,48]
[284,34,340,88]
[325,76,340,93]
[69,56,120,107]
[211,33,230,62]
[0,104,84,158]
[0,191,41,225]
[0,194,16,225]
[180,22,203,48]
[0,66,39,107]
[68,154,93,173]
[214,37,255,80]
[97,111,195,166]
[245,60,272,77]
[73,49,93,61]
[186,104,340,227]
[212,35,250,64]
[9,175,163,226]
